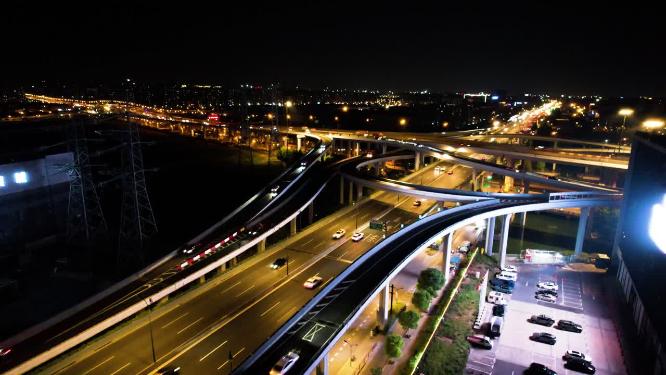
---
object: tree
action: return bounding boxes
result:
[398,310,420,332]
[418,268,445,291]
[412,289,433,311]
[385,334,404,358]
[370,368,382,375]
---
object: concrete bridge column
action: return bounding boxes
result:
[499,214,512,269]
[316,353,330,375]
[575,207,590,256]
[339,175,345,205]
[199,275,206,284]
[523,180,530,193]
[308,201,314,224]
[356,183,363,201]
[485,217,495,256]
[229,257,238,268]
[348,180,354,204]
[219,263,227,274]
[472,169,479,191]
[355,142,360,156]
[444,233,453,283]
[415,152,422,170]
[552,162,557,172]
[382,143,387,154]
[377,283,390,324]
[296,136,302,151]
[290,217,297,236]
[257,238,266,253]
[375,162,381,176]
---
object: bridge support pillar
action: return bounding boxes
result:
[199,275,206,285]
[339,175,345,205]
[523,180,530,193]
[382,143,387,154]
[575,207,590,256]
[257,238,266,253]
[552,162,557,172]
[356,183,363,201]
[375,162,381,177]
[348,180,354,204]
[290,217,297,236]
[377,283,390,324]
[499,214,511,268]
[229,257,238,268]
[472,169,479,191]
[308,202,314,224]
[485,217,495,256]
[219,263,227,274]
[414,152,422,171]
[296,136,302,151]
[316,353,330,375]
[444,233,453,283]
[355,142,360,156]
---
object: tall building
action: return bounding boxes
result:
[614,132,666,375]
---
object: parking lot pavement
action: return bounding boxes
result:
[467,262,626,375]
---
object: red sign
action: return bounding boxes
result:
[208,113,219,122]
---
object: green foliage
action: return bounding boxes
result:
[370,367,383,375]
[412,289,433,312]
[418,268,445,291]
[385,334,404,358]
[398,310,420,331]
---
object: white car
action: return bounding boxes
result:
[537,281,559,291]
[270,351,300,375]
[303,276,323,289]
[563,350,592,363]
[332,229,346,239]
[535,293,557,303]
[496,273,517,282]
[351,232,364,242]
[502,265,518,273]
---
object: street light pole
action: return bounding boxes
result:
[147,307,156,364]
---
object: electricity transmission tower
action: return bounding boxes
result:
[117,118,158,269]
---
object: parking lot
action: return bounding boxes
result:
[467,262,626,375]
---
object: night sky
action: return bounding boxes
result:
[2,2,664,96]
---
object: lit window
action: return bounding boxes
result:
[14,171,28,184]
[0,175,5,187]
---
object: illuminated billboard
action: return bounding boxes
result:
[650,194,666,253]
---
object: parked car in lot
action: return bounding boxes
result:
[351,232,364,242]
[487,291,508,305]
[489,316,504,338]
[502,265,518,273]
[303,276,323,289]
[525,362,557,375]
[563,350,592,363]
[332,229,346,239]
[564,357,596,374]
[270,351,300,375]
[497,272,517,281]
[529,314,554,326]
[535,293,557,303]
[458,240,471,253]
[492,284,514,294]
[466,335,493,349]
[530,332,557,345]
[490,278,515,288]
[271,257,287,269]
[492,304,505,317]
[537,281,558,291]
[535,289,558,297]
[557,319,583,333]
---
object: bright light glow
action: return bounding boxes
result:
[284,100,293,108]
[650,194,666,254]
[399,118,407,126]
[0,175,4,187]
[14,171,28,184]
[341,105,349,112]
[492,120,500,128]
[643,119,665,129]
[618,108,634,116]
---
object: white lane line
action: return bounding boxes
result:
[217,360,230,370]
[161,312,190,329]
[260,301,281,317]
[219,281,241,295]
[108,362,131,375]
[235,284,255,297]
[216,348,246,370]
[234,347,245,357]
[301,238,314,246]
[200,340,228,362]
[82,356,115,375]
[176,317,203,335]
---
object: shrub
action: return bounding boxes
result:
[398,310,420,331]
[386,334,405,358]
[418,268,445,291]
[412,289,433,311]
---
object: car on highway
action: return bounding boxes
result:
[332,229,346,239]
[529,314,555,326]
[492,304,505,317]
[564,357,596,374]
[303,276,323,289]
[271,257,287,270]
[557,319,583,333]
[270,351,300,375]
[535,293,557,303]
[180,243,200,255]
[563,350,592,363]
[530,332,557,345]
[351,232,364,242]
[525,362,557,375]
[537,281,558,291]
[0,347,11,359]
[157,366,181,374]
[412,200,422,207]
[447,169,454,175]
[466,335,492,349]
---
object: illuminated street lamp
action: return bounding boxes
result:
[643,119,665,130]
[617,108,633,151]
[399,118,407,126]
[341,105,349,113]
[284,100,293,127]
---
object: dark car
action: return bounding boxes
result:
[535,289,558,297]
[529,314,555,326]
[490,278,515,288]
[530,332,556,345]
[157,367,181,374]
[492,284,513,294]
[557,320,583,333]
[492,304,505,317]
[564,358,596,374]
[525,362,557,375]
[271,257,287,270]
[466,335,493,349]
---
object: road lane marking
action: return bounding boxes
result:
[199,340,228,362]
[235,284,255,297]
[219,281,241,295]
[109,362,131,375]
[161,312,190,329]
[216,360,230,370]
[82,356,115,375]
[234,347,245,357]
[176,317,203,335]
[216,348,245,370]
[260,301,281,317]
